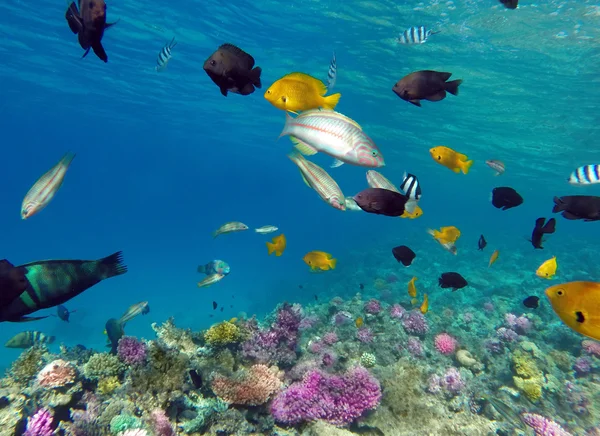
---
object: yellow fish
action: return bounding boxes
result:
[401,204,423,219]
[536,256,557,279]
[264,72,341,113]
[429,146,473,174]
[303,251,337,271]
[427,226,461,244]
[420,294,429,314]
[545,281,600,341]
[489,249,499,267]
[355,317,363,328]
[266,234,286,256]
[408,277,418,298]
[410,298,418,306]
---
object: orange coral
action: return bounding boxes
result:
[37,359,77,388]
[211,364,283,405]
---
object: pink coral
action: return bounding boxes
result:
[483,301,495,312]
[496,327,519,343]
[356,327,374,343]
[428,367,464,395]
[390,304,405,319]
[521,413,572,436]
[582,340,600,357]
[322,332,339,345]
[211,364,283,405]
[149,409,175,436]
[434,333,457,355]
[308,340,324,354]
[402,310,429,336]
[364,299,382,315]
[406,337,424,358]
[117,336,147,366]
[36,359,76,388]
[24,408,53,436]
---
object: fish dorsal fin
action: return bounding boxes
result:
[219,43,255,68]
[290,137,318,155]
[282,72,327,95]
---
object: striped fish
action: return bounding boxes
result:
[197,273,225,288]
[21,152,75,220]
[400,172,421,214]
[280,109,385,168]
[398,26,439,45]
[0,251,127,322]
[366,170,400,193]
[118,301,150,326]
[288,151,346,211]
[367,170,422,217]
[486,160,505,176]
[156,37,177,72]
[326,51,337,91]
[568,165,600,185]
[5,331,55,348]
[212,222,249,238]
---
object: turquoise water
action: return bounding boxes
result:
[1,0,600,431]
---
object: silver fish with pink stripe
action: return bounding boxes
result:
[288,151,346,211]
[279,109,385,168]
[366,170,400,193]
[21,152,76,220]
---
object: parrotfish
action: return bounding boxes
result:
[0,251,127,322]
[5,331,54,348]
[118,301,150,326]
[21,153,75,220]
[197,260,230,276]
[105,318,124,353]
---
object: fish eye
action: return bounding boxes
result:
[267,90,271,94]
[556,289,564,296]
[371,150,378,157]
[210,60,216,66]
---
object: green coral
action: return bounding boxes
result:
[360,353,376,368]
[109,414,142,434]
[7,347,45,385]
[98,376,121,395]
[83,353,126,381]
[511,350,544,402]
[204,321,242,347]
[180,393,229,433]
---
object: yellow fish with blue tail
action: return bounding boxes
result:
[536,256,557,279]
[264,72,341,113]
[545,281,600,341]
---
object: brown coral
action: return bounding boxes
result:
[211,364,283,406]
[37,359,77,388]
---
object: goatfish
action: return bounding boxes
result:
[65,0,117,62]
[280,109,385,168]
[21,153,75,220]
[118,301,150,326]
[366,170,420,218]
[288,151,346,211]
[156,37,177,71]
[105,318,124,354]
[212,222,249,238]
[0,251,127,322]
[5,331,55,348]
[197,273,225,288]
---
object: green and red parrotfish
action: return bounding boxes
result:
[21,152,75,220]
[212,222,249,238]
[5,331,54,348]
[0,251,127,322]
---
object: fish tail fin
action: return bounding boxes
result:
[266,241,276,255]
[552,197,565,213]
[197,265,207,274]
[445,79,462,96]
[329,258,337,269]
[61,152,76,167]
[97,251,128,278]
[65,2,82,34]
[462,159,474,174]
[250,67,262,88]
[322,93,341,110]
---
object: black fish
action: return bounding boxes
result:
[523,296,539,309]
[438,272,468,291]
[499,0,518,9]
[57,305,76,322]
[531,217,556,249]
[189,369,202,389]
[392,70,462,107]
[359,283,364,290]
[0,259,31,308]
[65,0,117,62]
[392,245,416,266]
[478,235,487,251]
[105,318,124,354]
[491,187,523,210]
[203,44,262,97]
[0,251,127,322]
[212,301,217,310]
[552,195,600,222]
[314,294,318,301]
[220,307,223,312]
[353,188,408,217]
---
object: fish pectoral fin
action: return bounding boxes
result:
[330,159,344,168]
[105,19,119,29]
[452,167,461,173]
[81,47,91,59]
[11,315,49,322]
[65,2,83,34]
[290,137,318,155]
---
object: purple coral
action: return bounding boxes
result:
[428,367,465,396]
[356,327,374,343]
[364,299,382,315]
[390,304,405,319]
[402,310,429,336]
[24,409,53,436]
[574,357,592,375]
[496,327,519,343]
[406,337,424,357]
[271,366,381,426]
[484,338,504,355]
[117,336,147,366]
[322,332,339,345]
[521,413,572,436]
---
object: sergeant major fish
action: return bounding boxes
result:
[156,37,177,72]
[326,51,337,90]
[203,44,262,97]
[0,251,127,322]
[5,331,54,348]
[21,153,75,220]
[397,26,440,44]
[65,0,117,62]
[568,165,600,185]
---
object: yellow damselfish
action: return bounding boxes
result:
[420,293,429,314]
[545,281,600,341]
[401,204,423,219]
[264,72,341,113]
[536,256,557,279]
[266,234,287,256]
[429,146,473,174]
[427,226,461,244]
[408,276,418,298]
[303,250,337,271]
[489,249,499,267]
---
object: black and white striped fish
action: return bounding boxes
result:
[568,165,600,185]
[400,172,421,213]
[5,331,55,348]
[156,37,177,72]
[326,51,337,90]
[398,26,439,45]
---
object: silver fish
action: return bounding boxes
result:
[279,110,385,168]
[326,50,337,90]
[344,197,362,211]
[213,222,249,238]
[485,160,505,176]
[156,37,177,72]
[118,301,150,326]
[21,152,75,219]
[255,225,279,234]
[197,273,225,288]
[366,170,400,193]
[398,26,439,44]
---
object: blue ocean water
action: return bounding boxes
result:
[0,0,598,384]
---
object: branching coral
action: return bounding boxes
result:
[151,318,197,355]
[211,364,283,405]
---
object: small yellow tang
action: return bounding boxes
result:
[536,256,557,279]
[401,204,423,219]
[420,294,429,314]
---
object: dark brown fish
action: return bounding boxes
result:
[499,0,518,9]
[392,70,462,107]
[353,188,408,217]
[203,44,262,97]
[65,0,117,62]
[0,260,30,308]
[552,195,600,222]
